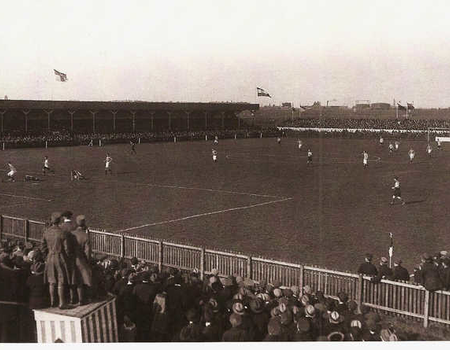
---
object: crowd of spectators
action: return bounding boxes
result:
[358,252,450,292]
[0,128,280,148]
[283,117,450,131]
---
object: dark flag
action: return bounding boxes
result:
[407,103,415,111]
[256,87,271,98]
[54,69,68,82]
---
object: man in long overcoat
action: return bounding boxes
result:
[41,212,72,308]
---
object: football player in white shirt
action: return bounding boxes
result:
[214,136,219,144]
[277,137,281,145]
[426,144,433,158]
[307,149,313,165]
[362,151,369,168]
[297,140,303,150]
[379,136,384,146]
[390,176,405,205]
[42,156,55,175]
[437,139,442,150]
[408,148,415,163]
[389,143,394,154]
[212,149,218,162]
[6,162,17,182]
[104,154,113,175]
[394,141,400,151]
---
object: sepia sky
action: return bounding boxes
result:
[1,0,450,107]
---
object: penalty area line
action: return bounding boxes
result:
[117,197,293,233]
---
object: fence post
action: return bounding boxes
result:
[120,234,125,259]
[299,265,305,291]
[247,256,252,279]
[0,215,2,241]
[158,241,163,273]
[357,274,363,312]
[200,248,205,280]
[423,289,430,328]
[24,219,29,243]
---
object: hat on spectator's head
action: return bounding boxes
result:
[270,306,281,318]
[249,298,264,314]
[297,318,310,333]
[337,292,348,303]
[328,331,345,341]
[300,294,310,306]
[283,288,293,298]
[329,311,344,324]
[350,320,362,329]
[314,303,327,313]
[244,278,255,289]
[50,212,61,224]
[131,257,139,265]
[27,250,36,262]
[267,317,282,336]
[273,280,281,288]
[222,277,233,287]
[394,259,402,265]
[380,257,388,264]
[256,293,270,302]
[421,253,432,261]
[273,288,283,298]
[305,304,316,317]
[303,285,312,294]
[440,251,448,258]
[348,300,358,311]
[278,302,287,313]
[61,211,73,218]
[109,259,119,270]
[229,313,242,327]
[211,268,219,276]
[232,301,245,315]
[140,271,150,282]
[186,308,199,323]
[208,298,220,313]
[31,261,45,275]
[76,215,86,226]
[235,276,243,284]
[365,253,373,261]
[290,285,300,296]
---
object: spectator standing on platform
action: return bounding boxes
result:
[68,215,93,306]
[41,212,72,309]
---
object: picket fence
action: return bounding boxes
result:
[1,214,449,328]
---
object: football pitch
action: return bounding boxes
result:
[0,136,449,273]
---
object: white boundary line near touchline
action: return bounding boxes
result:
[117,197,293,233]
[0,192,52,202]
[108,179,284,199]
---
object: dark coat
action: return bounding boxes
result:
[393,266,410,282]
[68,228,92,286]
[26,273,49,309]
[439,266,450,290]
[371,264,393,283]
[42,224,71,285]
[222,325,250,341]
[421,262,442,292]
[358,262,378,276]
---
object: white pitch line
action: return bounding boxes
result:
[0,202,29,209]
[0,193,52,202]
[118,197,293,232]
[110,180,283,199]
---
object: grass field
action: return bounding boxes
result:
[0,136,449,273]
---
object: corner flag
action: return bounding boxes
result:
[388,232,394,257]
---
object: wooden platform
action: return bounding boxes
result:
[33,295,118,343]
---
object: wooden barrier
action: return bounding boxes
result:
[2,214,450,328]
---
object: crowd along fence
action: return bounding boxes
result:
[1,214,449,328]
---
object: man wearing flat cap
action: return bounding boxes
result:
[371,257,393,283]
[392,259,410,282]
[357,253,378,276]
[68,215,92,306]
[420,253,442,292]
[41,212,72,309]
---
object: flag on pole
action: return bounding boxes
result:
[54,69,68,82]
[256,87,271,98]
[388,232,394,258]
[407,103,415,111]
[397,103,407,111]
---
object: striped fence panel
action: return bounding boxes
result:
[429,290,450,325]
[90,230,122,258]
[1,215,26,240]
[252,258,302,287]
[303,267,358,300]
[123,236,160,264]
[28,220,46,243]
[205,250,248,277]
[162,242,201,271]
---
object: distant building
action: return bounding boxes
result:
[282,102,292,108]
[371,102,391,110]
[354,103,371,110]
